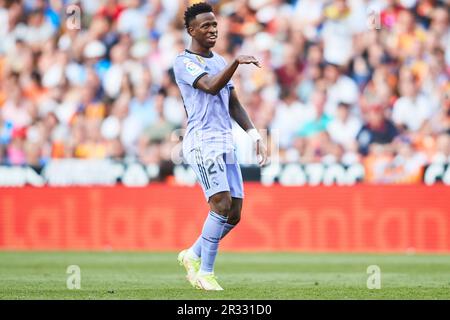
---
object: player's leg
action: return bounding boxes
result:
[220,150,244,238]
[194,151,244,290]
[179,148,230,290]
[187,149,231,259]
[195,148,235,290]
[189,150,243,254]
[221,197,242,238]
[186,151,244,290]
[178,148,225,287]
[187,195,241,262]
[195,191,231,291]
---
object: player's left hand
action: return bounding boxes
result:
[256,139,268,167]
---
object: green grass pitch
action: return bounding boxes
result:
[0,252,449,299]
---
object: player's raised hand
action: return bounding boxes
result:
[235,55,261,68]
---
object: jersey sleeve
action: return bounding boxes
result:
[218,55,234,90]
[173,56,208,88]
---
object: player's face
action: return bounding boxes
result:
[190,12,218,48]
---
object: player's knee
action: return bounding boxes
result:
[227,199,242,225]
[209,194,232,216]
[215,198,232,215]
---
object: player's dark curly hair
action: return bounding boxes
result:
[184,2,213,30]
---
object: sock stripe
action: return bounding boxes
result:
[209,211,227,223]
[201,236,220,244]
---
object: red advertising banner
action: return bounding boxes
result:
[0,184,449,252]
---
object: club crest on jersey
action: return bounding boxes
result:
[183,58,202,76]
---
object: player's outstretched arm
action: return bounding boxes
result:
[229,89,267,166]
[195,55,260,95]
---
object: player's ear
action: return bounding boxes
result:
[187,25,195,37]
[187,18,198,37]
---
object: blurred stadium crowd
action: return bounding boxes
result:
[0,0,449,183]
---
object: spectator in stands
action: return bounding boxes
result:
[392,72,435,133]
[117,0,148,40]
[434,87,450,134]
[290,88,336,163]
[357,104,399,156]
[129,81,157,129]
[96,0,125,22]
[296,43,323,103]
[270,87,313,151]
[327,101,361,152]
[296,88,331,139]
[137,90,175,164]
[7,126,27,165]
[1,80,33,128]
[433,132,450,162]
[323,62,359,117]
[275,43,303,91]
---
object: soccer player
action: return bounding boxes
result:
[173,2,267,291]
